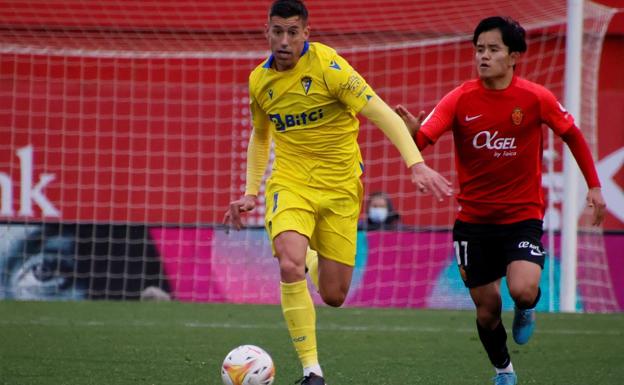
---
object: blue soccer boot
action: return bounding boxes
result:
[493,372,517,385]
[512,306,536,344]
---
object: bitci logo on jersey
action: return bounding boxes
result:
[268,109,325,131]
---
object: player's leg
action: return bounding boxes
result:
[294,229,354,384]
[470,282,516,385]
[311,182,360,307]
[317,256,353,307]
[286,184,359,385]
[506,219,545,345]
[508,261,541,345]
[454,220,517,385]
[274,231,322,376]
[311,221,356,308]
[265,187,324,383]
[507,261,541,307]
[305,247,319,289]
[274,230,309,282]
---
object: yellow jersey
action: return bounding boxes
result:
[248,41,376,192]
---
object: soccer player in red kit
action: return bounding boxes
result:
[395,16,606,385]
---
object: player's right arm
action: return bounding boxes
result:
[224,90,272,230]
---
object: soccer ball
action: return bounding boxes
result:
[221,345,275,385]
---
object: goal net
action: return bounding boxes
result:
[0,0,619,311]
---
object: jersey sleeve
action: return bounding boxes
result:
[249,82,271,135]
[561,125,601,188]
[538,87,575,135]
[420,86,462,143]
[323,53,376,113]
[360,96,424,167]
[244,82,272,196]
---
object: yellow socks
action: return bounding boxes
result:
[305,248,319,289]
[281,280,318,368]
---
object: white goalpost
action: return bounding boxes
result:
[560,0,619,312]
[561,0,584,313]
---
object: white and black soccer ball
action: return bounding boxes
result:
[221,345,275,385]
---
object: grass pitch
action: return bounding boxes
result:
[1,301,622,385]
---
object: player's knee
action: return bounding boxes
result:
[278,257,305,281]
[319,289,347,307]
[509,285,538,307]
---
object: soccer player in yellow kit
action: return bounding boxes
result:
[224,1,452,384]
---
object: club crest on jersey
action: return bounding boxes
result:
[268,89,274,99]
[301,76,312,95]
[511,107,523,125]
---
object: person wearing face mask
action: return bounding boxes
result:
[361,191,401,231]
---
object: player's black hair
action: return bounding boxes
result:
[472,16,527,54]
[269,0,308,23]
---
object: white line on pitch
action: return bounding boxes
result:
[183,322,623,336]
[1,318,620,336]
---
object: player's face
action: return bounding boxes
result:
[265,16,310,71]
[475,29,518,89]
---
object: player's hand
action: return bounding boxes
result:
[410,162,453,201]
[586,187,606,226]
[394,104,426,135]
[223,195,256,231]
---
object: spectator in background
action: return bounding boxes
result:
[360,191,402,230]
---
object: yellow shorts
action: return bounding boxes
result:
[264,179,363,266]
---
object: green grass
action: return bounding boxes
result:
[0,301,622,385]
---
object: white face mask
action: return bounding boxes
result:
[368,207,389,223]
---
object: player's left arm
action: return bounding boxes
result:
[394,105,430,149]
[541,90,606,225]
[324,54,451,200]
[361,97,452,200]
[560,126,606,225]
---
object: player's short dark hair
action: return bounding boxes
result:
[473,16,527,54]
[269,0,308,23]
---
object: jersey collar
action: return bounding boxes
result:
[263,41,310,69]
[478,74,517,92]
